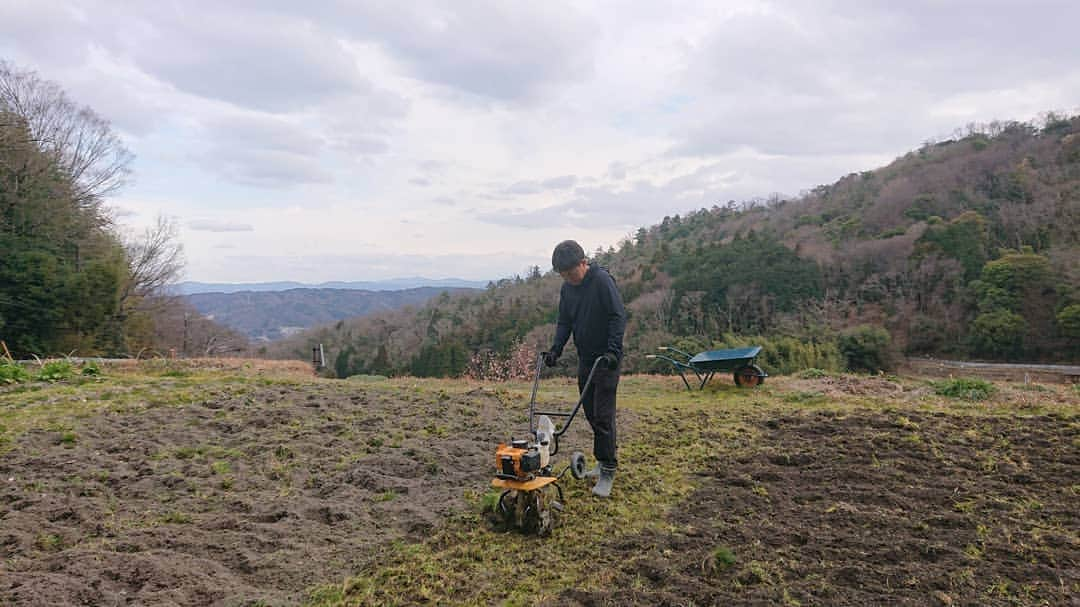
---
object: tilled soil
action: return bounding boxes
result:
[1,379,588,606]
[559,409,1079,606]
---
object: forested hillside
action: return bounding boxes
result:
[271,114,1080,377]
[0,61,243,358]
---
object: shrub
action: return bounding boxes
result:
[711,334,844,376]
[0,360,30,385]
[907,314,948,354]
[466,339,537,381]
[37,360,74,382]
[877,227,907,239]
[967,310,1025,358]
[838,325,894,373]
[81,361,102,376]
[1057,304,1080,340]
[932,377,996,401]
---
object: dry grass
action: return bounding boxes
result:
[101,357,314,377]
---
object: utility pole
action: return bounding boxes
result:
[182,312,190,357]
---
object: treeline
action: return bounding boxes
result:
[0,60,245,359]
[270,113,1080,377]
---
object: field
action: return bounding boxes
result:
[1,360,1077,606]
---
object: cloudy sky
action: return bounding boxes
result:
[3,1,1078,283]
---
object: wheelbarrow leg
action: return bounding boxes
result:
[698,371,714,390]
[690,367,707,391]
[676,368,692,391]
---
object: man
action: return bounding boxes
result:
[543,240,626,498]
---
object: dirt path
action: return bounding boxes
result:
[906,358,1080,384]
[558,409,1079,606]
[0,377,592,606]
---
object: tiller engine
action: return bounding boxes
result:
[491,354,602,536]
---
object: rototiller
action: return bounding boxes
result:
[490,353,603,536]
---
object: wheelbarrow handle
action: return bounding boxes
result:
[659,346,695,360]
[648,353,693,369]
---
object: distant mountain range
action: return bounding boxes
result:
[185,286,479,342]
[174,277,489,295]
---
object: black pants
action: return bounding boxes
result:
[578,362,619,468]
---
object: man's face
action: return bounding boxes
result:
[559,259,589,285]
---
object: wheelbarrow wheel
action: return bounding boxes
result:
[734,364,765,387]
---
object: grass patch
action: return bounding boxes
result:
[478,489,502,513]
[781,390,827,404]
[305,370,1076,605]
[35,533,63,552]
[159,510,193,524]
[37,360,75,382]
[0,360,30,384]
[346,374,389,382]
[307,376,762,605]
[174,446,200,459]
[0,363,321,458]
[713,545,737,569]
[932,377,996,401]
[36,358,75,378]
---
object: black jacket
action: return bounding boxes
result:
[550,264,626,365]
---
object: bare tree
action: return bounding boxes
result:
[0,60,133,212]
[121,214,185,308]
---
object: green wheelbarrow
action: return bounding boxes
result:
[647,346,768,390]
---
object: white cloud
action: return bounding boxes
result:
[312,2,598,102]
[188,220,255,233]
[3,0,1078,283]
[126,6,372,112]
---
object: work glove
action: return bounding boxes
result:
[600,352,619,370]
[542,351,559,367]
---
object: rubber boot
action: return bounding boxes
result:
[591,465,616,498]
